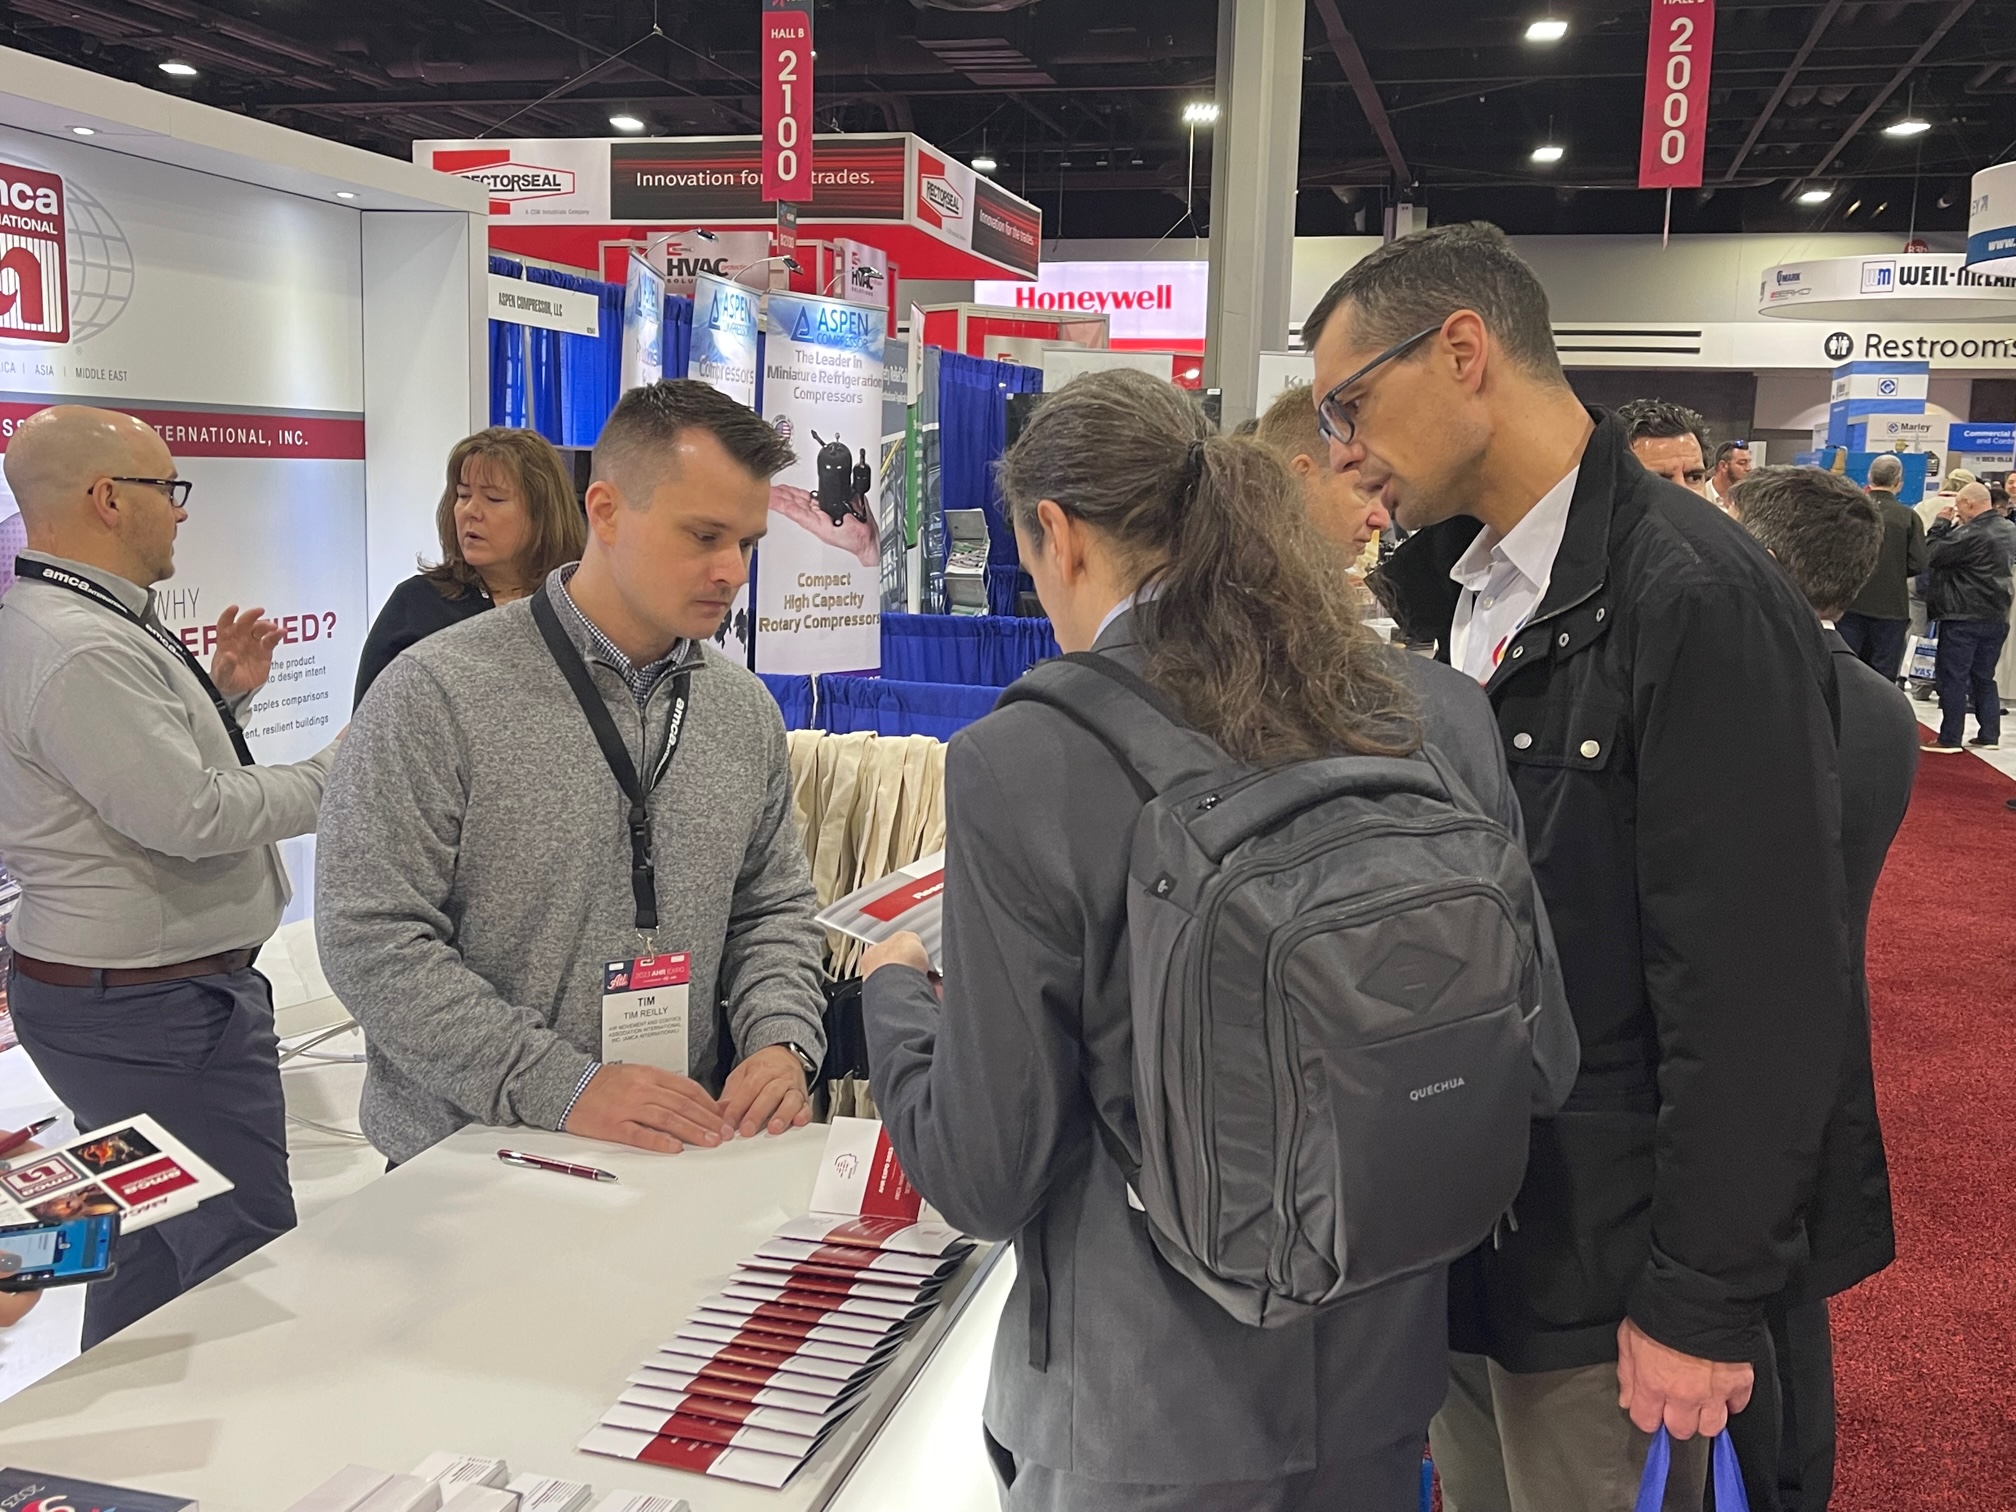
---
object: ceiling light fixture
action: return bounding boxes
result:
[68,126,95,136]
[1525,17,1569,42]
[158,61,198,77]
[1182,102,1219,126]
[972,153,997,172]
[335,191,357,200]
[1531,144,1564,164]
[1882,118,1931,138]
[1798,186,1834,205]
[609,114,646,133]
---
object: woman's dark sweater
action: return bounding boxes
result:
[353,575,491,709]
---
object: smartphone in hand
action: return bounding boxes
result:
[0,1213,119,1292]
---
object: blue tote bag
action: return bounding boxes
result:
[1634,1427,1749,1512]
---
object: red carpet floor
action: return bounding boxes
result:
[1832,750,2016,1510]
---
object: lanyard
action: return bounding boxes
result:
[13,556,256,767]
[530,589,690,935]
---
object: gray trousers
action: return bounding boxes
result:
[1431,1354,1710,1512]
[6,964,296,1348]
[986,1426,1426,1512]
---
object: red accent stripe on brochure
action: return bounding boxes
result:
[665,1394,756,1428]
[857,871,944,922]
[648,1412,752,1449]
[820,1216,912,1246]
[805,1244,878,1271]
[0,401,365,459]
[637,1434,730,1473]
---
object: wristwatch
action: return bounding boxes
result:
[783,1042,820,1085]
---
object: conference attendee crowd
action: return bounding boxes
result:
[0,222,1972,1512]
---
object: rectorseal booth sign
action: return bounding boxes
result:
[758,291,885,675]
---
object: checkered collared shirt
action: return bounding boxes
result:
[556,563,690,708]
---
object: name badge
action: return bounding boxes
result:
[601,953,690,1075]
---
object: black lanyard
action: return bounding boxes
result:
[530,589,691,934]
[14,556,256,767]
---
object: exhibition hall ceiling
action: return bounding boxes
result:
[2,0,2012,238]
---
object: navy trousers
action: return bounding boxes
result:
[1833,614,1909,682]
[6,964,296,1348]
[1934,618,2009,746]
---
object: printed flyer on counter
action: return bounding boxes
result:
[756,291,885,676]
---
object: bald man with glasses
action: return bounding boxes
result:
[0,405,337,1347]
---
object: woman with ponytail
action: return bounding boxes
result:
[860,370,1559,1511]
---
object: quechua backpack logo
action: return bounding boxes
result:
[999,653,1545,1327]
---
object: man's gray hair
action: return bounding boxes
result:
[1731,466,1884,618]
[1867,454,1903,489]
[1300,222,1566,382]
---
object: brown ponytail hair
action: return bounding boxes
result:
[997,369,1419,764]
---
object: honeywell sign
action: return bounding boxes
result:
[976,260,1207,349]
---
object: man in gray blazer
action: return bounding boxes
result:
[863,605,1576,1510]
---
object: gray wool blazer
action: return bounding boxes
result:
[864,611,1575,1485]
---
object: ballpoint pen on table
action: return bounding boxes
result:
[497,1149,619,1183]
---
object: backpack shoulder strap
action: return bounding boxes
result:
[995,652,1227,798]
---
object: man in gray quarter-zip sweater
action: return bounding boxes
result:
[316,381,826,1166]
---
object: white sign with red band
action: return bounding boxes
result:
[808,1116,925,1222]
[976,260,1208,348]
[1638,0,1715,190]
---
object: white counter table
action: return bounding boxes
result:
[0,1124,1010,1512]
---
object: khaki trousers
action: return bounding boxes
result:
[1431,1353,1709,1512]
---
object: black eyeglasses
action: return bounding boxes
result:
[104,477,193,508]
[1316,325,1442,447]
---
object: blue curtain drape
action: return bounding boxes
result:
[758,673,816,731]
[487,256,526,429]
[664,295,694,380]
[525,265,622,447]
[880,612,1059,687]
[818,676,1001,740]
[937,352,1042,614]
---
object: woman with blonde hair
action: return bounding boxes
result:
[354,428,585,706]
[860,369,1573,1511]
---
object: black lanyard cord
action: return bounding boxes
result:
[13,556,256,767]
[530,589,690,934]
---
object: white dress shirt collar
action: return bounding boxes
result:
[1445,467,1579,683]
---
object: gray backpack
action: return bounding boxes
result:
[1000,652,1546,1328]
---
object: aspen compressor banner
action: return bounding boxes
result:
[758,291,884,674]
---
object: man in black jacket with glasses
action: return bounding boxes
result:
[1310,223,1856,1512]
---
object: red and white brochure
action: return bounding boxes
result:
[806,1117,929,1223]
[627,1363,855,1418]
[732,1257,935,1305]
[814,851,944,966]
[601,1401,818,1459]
[700,1294,912,1347]
[658,1334,867,1385]
[0,1113,232,1232]
[753,1237,958,1279]
[577,1423,803,1489]
[621,1381,843,1436]
[774,1212,972,1258]
[723,1277,927,1324]
[674,1318,895,1369]
[694,1303,897,1351]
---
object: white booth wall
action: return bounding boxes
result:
[0,49,488,920]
